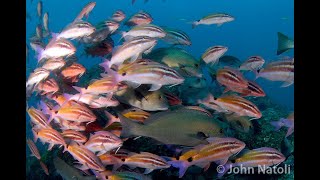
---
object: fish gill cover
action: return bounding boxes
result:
[26,0,294,179]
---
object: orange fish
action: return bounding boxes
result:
[32,128,67,151]
[67,141,105,172]
[198,94,262,119]
[61,130,87,144]
[225,80,265,97]
[60,62,86,83]
[36,78,59,95]
[169,137,245,178]
[27,107,51,129]
[122,108,151,123]
[57,118,86,131]
[217,66,248,90]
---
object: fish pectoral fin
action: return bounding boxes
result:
[281,79,294,87]
[126,81,141,89]
[144,168,154,174]
[217,23,223,27]
[130,54,141,63]
[149,84,162,91]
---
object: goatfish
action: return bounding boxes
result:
[60,62,86,83]
[192,13,234,28]
[216,66,249,91]
[198,94,262,119]
[61,130,88,144]
[101,59,184,91]
[201,46,228,65]
[277,32,294,55]
[62,93,119,109]
[27,107,51,129]
[74,1,96,22]
[270,112,294,137]
[256,59,294,87]
[35,38,76,62]
[39,161,49,175]
[41,58,66,71]
[111,10,126,22]
[114,85,169,111]
[145,47,202,77]
[125,11,153,26]
[72,76,128,95]
[219,147,286,177]
[81,21,119,44]
[52,20,96,40]
[27,138,41,160]
[107,36,157,68]
[119,108,224,146]
[53,157,96,180]
[32,127,67,151]
[224,80,265,97]
[67,141,106,172]
[239,56,265,71]
[120,24,166,41]
[123,152,170,174]
[26,68,50,89]
[84,131,123,156]
[36,78,59,95]
[161,27,192,46]
[169,137,246,178]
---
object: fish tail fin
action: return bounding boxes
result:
[168,160,190,178]
[254,69,261,79]
[99,60,121,82]
[35,46,45,62]
[104,111,120,128]
[191,21,198,29]
[72,86,87,100]
[270,120,283,131]
[286,126,294,137]
[32,128,38,142]
[118,113,142,138]
[277,32,294,55]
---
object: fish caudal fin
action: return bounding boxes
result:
[104,111,120,128]
[118,114,142,138]
[277,32,294,55]
[168,160,190,178]
[191,21,198,29]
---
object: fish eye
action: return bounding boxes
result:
[122,72,126,76]
[197,132,208,139]
[132,109,136,112]
[194,64,199,68]
[219,129,224,133]
[187,157,193,162]
[159,96,162,100]
[196,78,201,83]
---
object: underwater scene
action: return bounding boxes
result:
[26,0,294,179]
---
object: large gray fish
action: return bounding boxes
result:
[108,36,157,68]
[114,85,169,111]
[74,1,96,22]
[119,108,225,146]
[81,21,119,44]
[53,20,95,40]
[192,13,234,28]
[277,32,294,55]
[53,157,96,180]
[161,27,191,46]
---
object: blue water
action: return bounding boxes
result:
[26,0,294,110]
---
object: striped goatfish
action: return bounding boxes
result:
[101,59,185,91]
[219,147,286,177]
[36,78,59,95]
[198,94,262,119]
[46,101,97,123]
[169,137,246,178]
[125,11,153,26]
[111,10,126,22]
[192,13,234,28]
[225,80,265,97]
[35,38,76,62]
[26,68,50,89]
[52,20,96,40]
[32,128,67,151]
[74,1,96,22]
[107,36,157,68]
[61,130,88,144]
[60,62,86,83]
[41,58,66,71]
[120,24,166,41]
[256,59,294,87]
[162,27,191,46]
[84,131,123,156]
[123,152,170,174]
[239,56,265,71]
[62,93,119,109]
[216,66,249,91]
[201,45,228,65]
[27,138,41,160]
[67,141,106,172]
